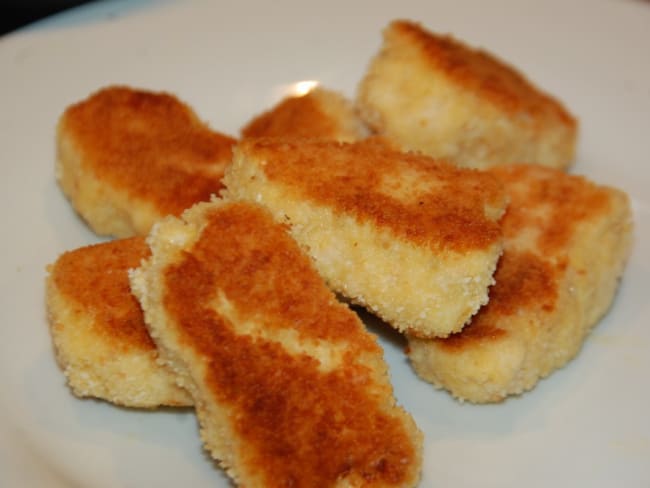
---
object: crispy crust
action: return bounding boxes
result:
[241,87,368,142]
[45,237,192,408]
[223,137,507,338]
[407,164,633,402]
[357,20,578,169]
[130,200,422,487]
[56,86,236,237]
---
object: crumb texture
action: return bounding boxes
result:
[241,87,367,142]
[57,86,236,237]
[357,20,577,169]
[134,200,422,487]
[408,164,633,402]
[223,138,506,338]
[46,237,192,407]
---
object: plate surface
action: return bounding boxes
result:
[1,1,649,486]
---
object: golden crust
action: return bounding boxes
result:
[46,237,192,408]
[130,200,422,487]
[241,87,367,142]
[240,138,505,252]
[407,164,633,402]
[357,20,578,170]
[56,86,236,237]
[223,137,507,337]
[389,21,574,123]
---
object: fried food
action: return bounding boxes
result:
[223,137,507,338]
[357,20,577,170]
[56,86,236,238]
[46,237,192,408]
[407,164,633,402]
[130,199,422,487]
[241,87,367,142]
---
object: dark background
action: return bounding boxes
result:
[2,1,94,36]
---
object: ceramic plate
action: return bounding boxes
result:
[1,0,649,486]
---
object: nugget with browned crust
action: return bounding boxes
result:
[407,164,633,402]
[223,137,507,338]
[46,237,192,408]
[357,20,577,170]
[56,86,236,237]
[130,199,422,487]
[241,87,367,142]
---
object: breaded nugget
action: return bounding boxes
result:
[357,20,578,170]
[56,86,236,238]
[46,237,192,408]
[407,164,633,403]
[130,200,422,487]
[241,87,368,141]
[223,137,507,338]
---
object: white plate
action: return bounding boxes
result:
[1,1,649,486]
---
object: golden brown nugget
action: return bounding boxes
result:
[56,86,236,238]
[46,237,192,408]
[241,87,368,142]
[223,137,507,338]
[357,20,578,170]
[130,200,422,487]
[407,164,633,403]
